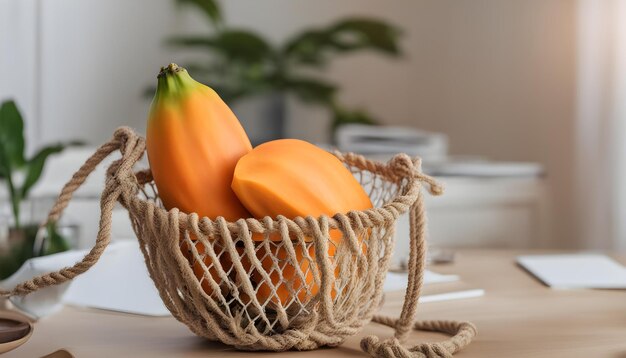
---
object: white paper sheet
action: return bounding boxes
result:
[517,254,626,289]
[418,289,485,303]
[383,270,459,292]
[63,240,170,316]
[383,271,484,303]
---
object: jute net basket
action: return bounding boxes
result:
[1,127,475,357]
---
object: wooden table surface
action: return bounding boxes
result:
[3,249,626,358]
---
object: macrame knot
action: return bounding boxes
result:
[113,126,137,154]
[361,336,455,358]
[108,126,145,198]
[389,153,443,196]
[389,153,415,179]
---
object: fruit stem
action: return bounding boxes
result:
[158,63,184,78]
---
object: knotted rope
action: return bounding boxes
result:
[0,127,475,357]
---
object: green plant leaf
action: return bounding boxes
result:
[283,77,337,104]
[282,30,334,66]
[331,106,378,134]
[0,100,26,171]
[20,143,66,199]
[0,100,26,226]
[0,250,21,280]
[284,17,402,66]
[176,0,222,27]
[167,36,214,48]
[44,222,70,256]
[0,143,10,178]
[330,18,402,55]
[169,30,273,64]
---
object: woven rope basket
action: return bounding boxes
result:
[1,127,475,357]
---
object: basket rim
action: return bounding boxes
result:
[121,152,432,237]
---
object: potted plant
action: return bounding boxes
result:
[166,0,403,143]
[0,100,74,280]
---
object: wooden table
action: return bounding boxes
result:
[4,250,626,357]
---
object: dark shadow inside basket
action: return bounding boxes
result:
[127,160,410,349]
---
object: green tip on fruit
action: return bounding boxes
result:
[154,63,199,103]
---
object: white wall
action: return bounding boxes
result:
[36,0,180,144]
[0,0,39,154]
[1,0,579,248]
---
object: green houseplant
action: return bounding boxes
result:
[0,100,73,279]
[168,0,403,141]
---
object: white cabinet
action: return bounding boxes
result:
[391,176,549,266]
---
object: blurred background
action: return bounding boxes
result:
[1,0,626,267]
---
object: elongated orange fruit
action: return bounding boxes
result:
[147,63,252,220]
[147,63,252,296]
[232,139,373,305]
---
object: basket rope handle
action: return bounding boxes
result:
[0,127,144,298]
[360,157,476,358]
